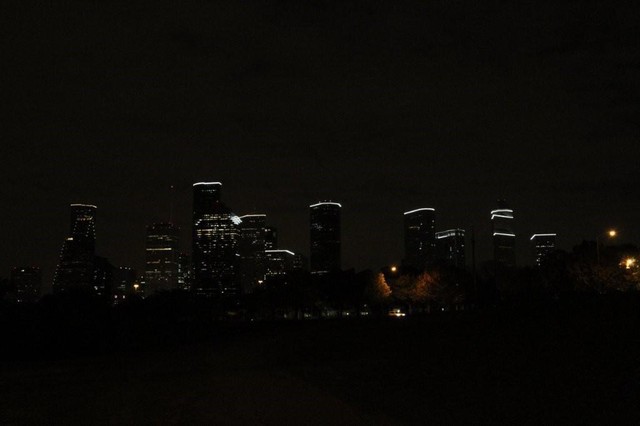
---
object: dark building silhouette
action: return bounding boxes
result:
[491,200,516,267]
[177,253,192,291]
[239,214,267,293]
[436,229,466,268]
[93,255,115,298]
[293,253,308,272]
[531,233,556,266]
[53,204,97,293]
[144,223,179,293]
[192,182,241,297]
[310,201,341,274]
[265,249,298,278]
[403,208,436,270]
[264,226,278,250]
[10,266,41,303]
[113,266,136,294]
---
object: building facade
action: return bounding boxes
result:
[239,214,267,293]
[531,233,556,266]
[53,204,97,293]
[10,266,42,303]
[192,182,242,297]
[264,226,278,250]
[113,266,136,295]
[265,249,298,278]
[145,223,179,293]
[403,208,436,270]
[436,229,466,268]
[177,253,192,291]
[310,201,341,274]
[491,200,516,267]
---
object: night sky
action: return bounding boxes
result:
[3,1,640,289]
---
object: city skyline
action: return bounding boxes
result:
[4,179,635,293]
[2,1,639,289]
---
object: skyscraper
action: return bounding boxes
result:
[53,204,97,293]
[531,233,556,266]
[192,182,242,297]
[403,208,436,270]
[264,226,278,250]
[491,200,516,267]
[177,253,192,291]
[310,201,341,274]
[145,223,179,293]
[264,249,298,278]
[239,214,267,293]
[436,229,466,268]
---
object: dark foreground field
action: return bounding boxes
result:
[2,299,640,424]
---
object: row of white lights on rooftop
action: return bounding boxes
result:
[167,183,564,240]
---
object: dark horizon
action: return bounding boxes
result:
[3,1,639,288]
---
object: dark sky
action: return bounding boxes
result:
[3,1,640,289]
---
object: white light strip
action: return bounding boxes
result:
[493,232,516,237]
[436,229,465,239]
[266,249,295,255]
[310,202,342,208]
[71,204,97,208]
[404,207,435,215]
[491,209,513,215]
[146,248,173,251]
[437,228,465,234]
[530,233,557,241]
[239,214,266,218]
[491,214,513,220]
[193,182,222,186]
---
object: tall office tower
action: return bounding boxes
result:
[11,266,42,303]
[436,229,466,268]
[264,249,298,278]
[239,214,267,293]
[264,226,278,250]
[531,233,556,266]
[309,201,341,274]
[491,200,516,267]
[177,253,192,291]
[265,249,306,279]
[292,253,308,272]
[53,204,97,293]
[192,182,242,297]
[144,223,180,293]
[403,208,436,270]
